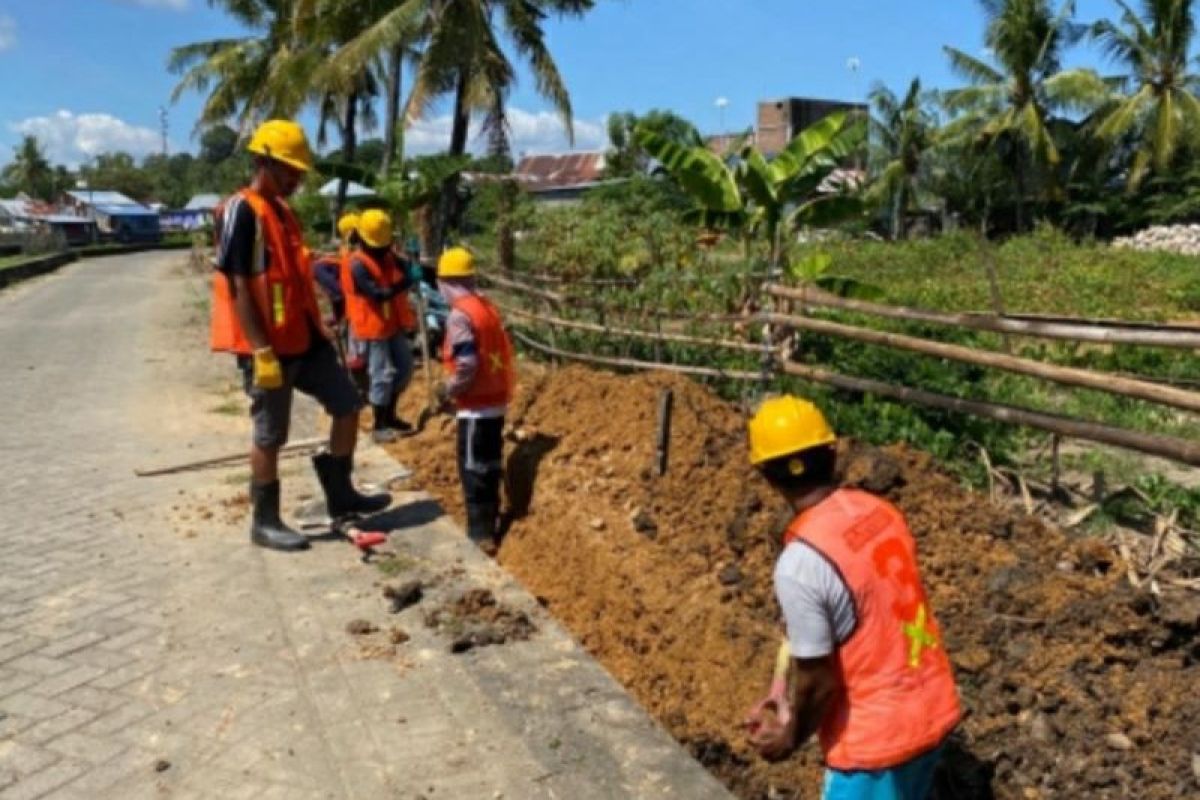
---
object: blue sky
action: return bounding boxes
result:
[0,0,1130,167]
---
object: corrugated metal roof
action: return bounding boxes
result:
[66,190,140,206]
[184,193,221,210]
[96,204,158,217]
[513,152,607,192]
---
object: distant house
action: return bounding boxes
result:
[0,195,96,246]
[512,151,610,205]
[62,189,162,244]
[160,193,222,232]
[706,97,868,156]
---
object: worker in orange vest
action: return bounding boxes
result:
[434,247,515,555]
[211,120,390,552]
[744,396,961,799]
[341,208,418,443]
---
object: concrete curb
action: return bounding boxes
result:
[0,251,79,290]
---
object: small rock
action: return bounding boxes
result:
[345,619,378,636]
[389,627,410,645]
[154,759,171,773]
[718,565,743,587]
[1191,752,1199,782]
[589,517,606,531]
[1055,560,1076,573]
[383,581,424,614]
[630,509,658,539]
[1104,732,1134,751]
[1030,713,1056,744]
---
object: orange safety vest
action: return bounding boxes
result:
[341,249,415,340]
[782,488,961,771]
[209,189,322,356]
[442,293,515,410]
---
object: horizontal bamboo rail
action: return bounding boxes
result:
[767,284,1200,349]
[511,329,761,381]
[502,303,767,354]
[782,361,1200,467]
[763,311,1200,414]
[480,268,751,324]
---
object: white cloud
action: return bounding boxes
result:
[114,0,188,9]
[0,15,16,52]
[403,106,607,157]
[8,110,163,166]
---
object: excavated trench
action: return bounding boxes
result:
[386,364,1200,799]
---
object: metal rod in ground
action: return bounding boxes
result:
[656,388,673,476]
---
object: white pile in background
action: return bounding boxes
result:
[1112,224,1200,256]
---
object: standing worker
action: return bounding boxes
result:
[435,247,515,555]
[341,208,418,442]
[744,396,960,799]
[211,120,390,552]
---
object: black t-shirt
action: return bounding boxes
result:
[216,193,290,277]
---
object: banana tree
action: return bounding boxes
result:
[636,111,867,274]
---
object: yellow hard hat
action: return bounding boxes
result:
[747,395,836,466]
[437,247,475,278]
[247,119,314,172]
[336,212,360,242]
[357,209,393,248]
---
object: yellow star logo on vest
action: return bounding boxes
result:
[902,603,939,668]
[488,351,504,373]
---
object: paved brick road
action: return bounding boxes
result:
[0,253,732,800]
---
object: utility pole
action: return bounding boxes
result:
[159,107,169,157]
[846,57,863,171]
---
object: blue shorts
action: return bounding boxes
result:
[823,746,942,800]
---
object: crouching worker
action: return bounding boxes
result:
[744,396,961,799]
[341,208,418,443]
[211,120,391,551]
[434,247,515,555]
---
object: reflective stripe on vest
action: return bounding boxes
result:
[442,293,515,410]
[782,489,961,771]
[209,189,321,356]
[341,249,415,340]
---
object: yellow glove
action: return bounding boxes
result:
[252,347,284,390]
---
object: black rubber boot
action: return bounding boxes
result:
[386,393,413,434]
[465,501,500,555]
[249,480,309,552]
[312,451,391,519]
[371,404,398,444]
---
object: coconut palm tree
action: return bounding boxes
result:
[319,0,593,246]
[1091,0,1200,189]
[2,136,54,201]
[942,0,1111,230]
[168,0,309,134]
[867,78,937,239]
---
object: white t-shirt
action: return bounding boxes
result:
[774,541,858,659]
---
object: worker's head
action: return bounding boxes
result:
[357,209,394,257]
[748,395,838,508]
[436,246,476,295]
[336,212,360,247]
[247,119,313,198]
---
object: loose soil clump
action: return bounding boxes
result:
[423,588,537,653]
[389,365,1200,799]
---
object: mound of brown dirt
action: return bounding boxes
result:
[389,365,1200,799]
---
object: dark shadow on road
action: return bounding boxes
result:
[359,499,444,531]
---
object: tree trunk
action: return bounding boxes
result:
[1013,149,1027,234]
[436,69,472,253]
[335,91,359,221]
[497,177,516,272]
[382,47,403,177]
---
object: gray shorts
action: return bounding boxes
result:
[237,340,361,449]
